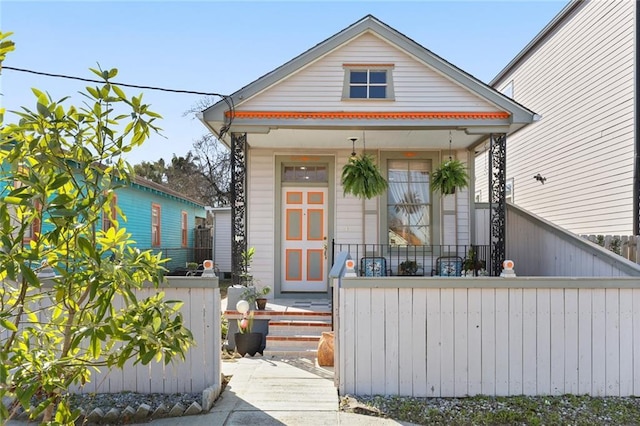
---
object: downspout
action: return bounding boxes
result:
[634,0,640,235]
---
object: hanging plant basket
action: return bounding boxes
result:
[431,159,469,195]
[341,153,388,199]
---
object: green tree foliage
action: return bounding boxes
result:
[0,32,194,424]
[133,158,167,184]
[134,149,229,206]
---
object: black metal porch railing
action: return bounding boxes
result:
[331,240,494,277]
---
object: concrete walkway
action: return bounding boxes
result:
[143,356,416,426]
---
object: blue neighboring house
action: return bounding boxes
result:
[111,176,209,273]
[2,167,209,274]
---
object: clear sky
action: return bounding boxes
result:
[2,0,568,165]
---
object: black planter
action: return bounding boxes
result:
[234,332,263,357]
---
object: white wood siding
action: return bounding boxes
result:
[240,33,500,113]
[335,149,366,243]
[474,203,491,245]
[488,1,635,234]
[247,149,276,288]
[212,209,232,274]
[338,279,640,397]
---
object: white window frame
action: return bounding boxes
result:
[506,178,514,203]
[386,158,432,246]
[501,80,514,98]
[342,64,395,100]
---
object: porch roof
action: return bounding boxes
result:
[199,15,539,151]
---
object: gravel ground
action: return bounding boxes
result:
[67,391,202,414]
[341,394,640,425]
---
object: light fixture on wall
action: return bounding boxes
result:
[533,173,547,184]
[349,137,358,158]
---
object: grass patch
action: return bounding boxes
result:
[343,394,640,425]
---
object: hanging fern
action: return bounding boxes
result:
[341,154,388,199]
[431,159,469,195]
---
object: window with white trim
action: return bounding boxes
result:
[501,81,514,98]
[343,65,394,100]
[387,159,431,246]
[181,211,188,247]
[151,204,161,247]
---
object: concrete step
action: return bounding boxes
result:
[266,335,321,354]
[224,310,332,323]
[268,320,332,336]
[263,348,320,358]
[266,335,321,347]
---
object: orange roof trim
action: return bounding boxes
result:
[225,111,510,120]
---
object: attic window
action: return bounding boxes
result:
[343,64,394,100]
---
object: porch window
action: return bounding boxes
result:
[387,160,431,245]
[282,165,328,183]
[343,65,394,100]
[151,203,161,247]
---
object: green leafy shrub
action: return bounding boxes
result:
[0,33,193,424]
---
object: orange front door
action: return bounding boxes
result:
[281,188,328,292]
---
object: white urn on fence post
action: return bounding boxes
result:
[500,260,516,277]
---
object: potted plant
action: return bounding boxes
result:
[186,262,200,276]
[227,247,257,310]
[239,246,256,286]
[462,248,485,277]
[399,260,419,276]
[241,284,271,310]
[255,285,271,310]
[234,310,263,357]
[431,159,469,195]
[341,153,388,199]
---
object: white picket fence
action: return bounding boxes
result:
[581,234,640,265]
[1,276,222,395]
[337,276,640,398]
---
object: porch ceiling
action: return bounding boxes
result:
[211,127,506,151]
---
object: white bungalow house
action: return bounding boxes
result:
[476,0,637,236]
[199,15,538,297]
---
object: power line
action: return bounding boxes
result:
[3,66,228,97]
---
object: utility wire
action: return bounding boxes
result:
[3,66,227,97]
[4,65,236,136]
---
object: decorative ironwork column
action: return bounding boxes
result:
[489,133,506,276]
[231,132,247,285]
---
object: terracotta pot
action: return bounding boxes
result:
[234,332,263,357]
[256,298,268,310]
[317,331,334,367]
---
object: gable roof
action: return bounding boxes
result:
[200,14,538,140]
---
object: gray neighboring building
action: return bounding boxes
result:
[475,0,637,235]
